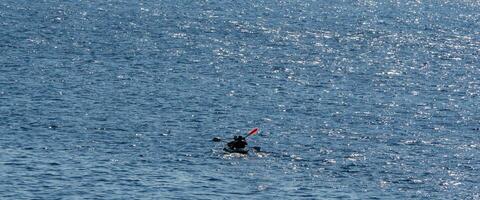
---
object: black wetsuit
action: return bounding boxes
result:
[227,137,248,149]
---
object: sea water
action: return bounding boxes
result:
[1,0,479,199]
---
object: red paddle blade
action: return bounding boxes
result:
[247,128,259,136]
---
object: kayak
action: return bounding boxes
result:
[223,147,249,154]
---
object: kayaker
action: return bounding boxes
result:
[227,135,248,149]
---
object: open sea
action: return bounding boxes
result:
[1,0,479,199]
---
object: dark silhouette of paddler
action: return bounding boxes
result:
[227,136,248,149]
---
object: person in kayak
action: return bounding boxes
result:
[227,136,248,149]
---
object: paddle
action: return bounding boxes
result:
[245,127,259,138]
[212,128,259,142]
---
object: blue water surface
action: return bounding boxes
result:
[1,0,479,199]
